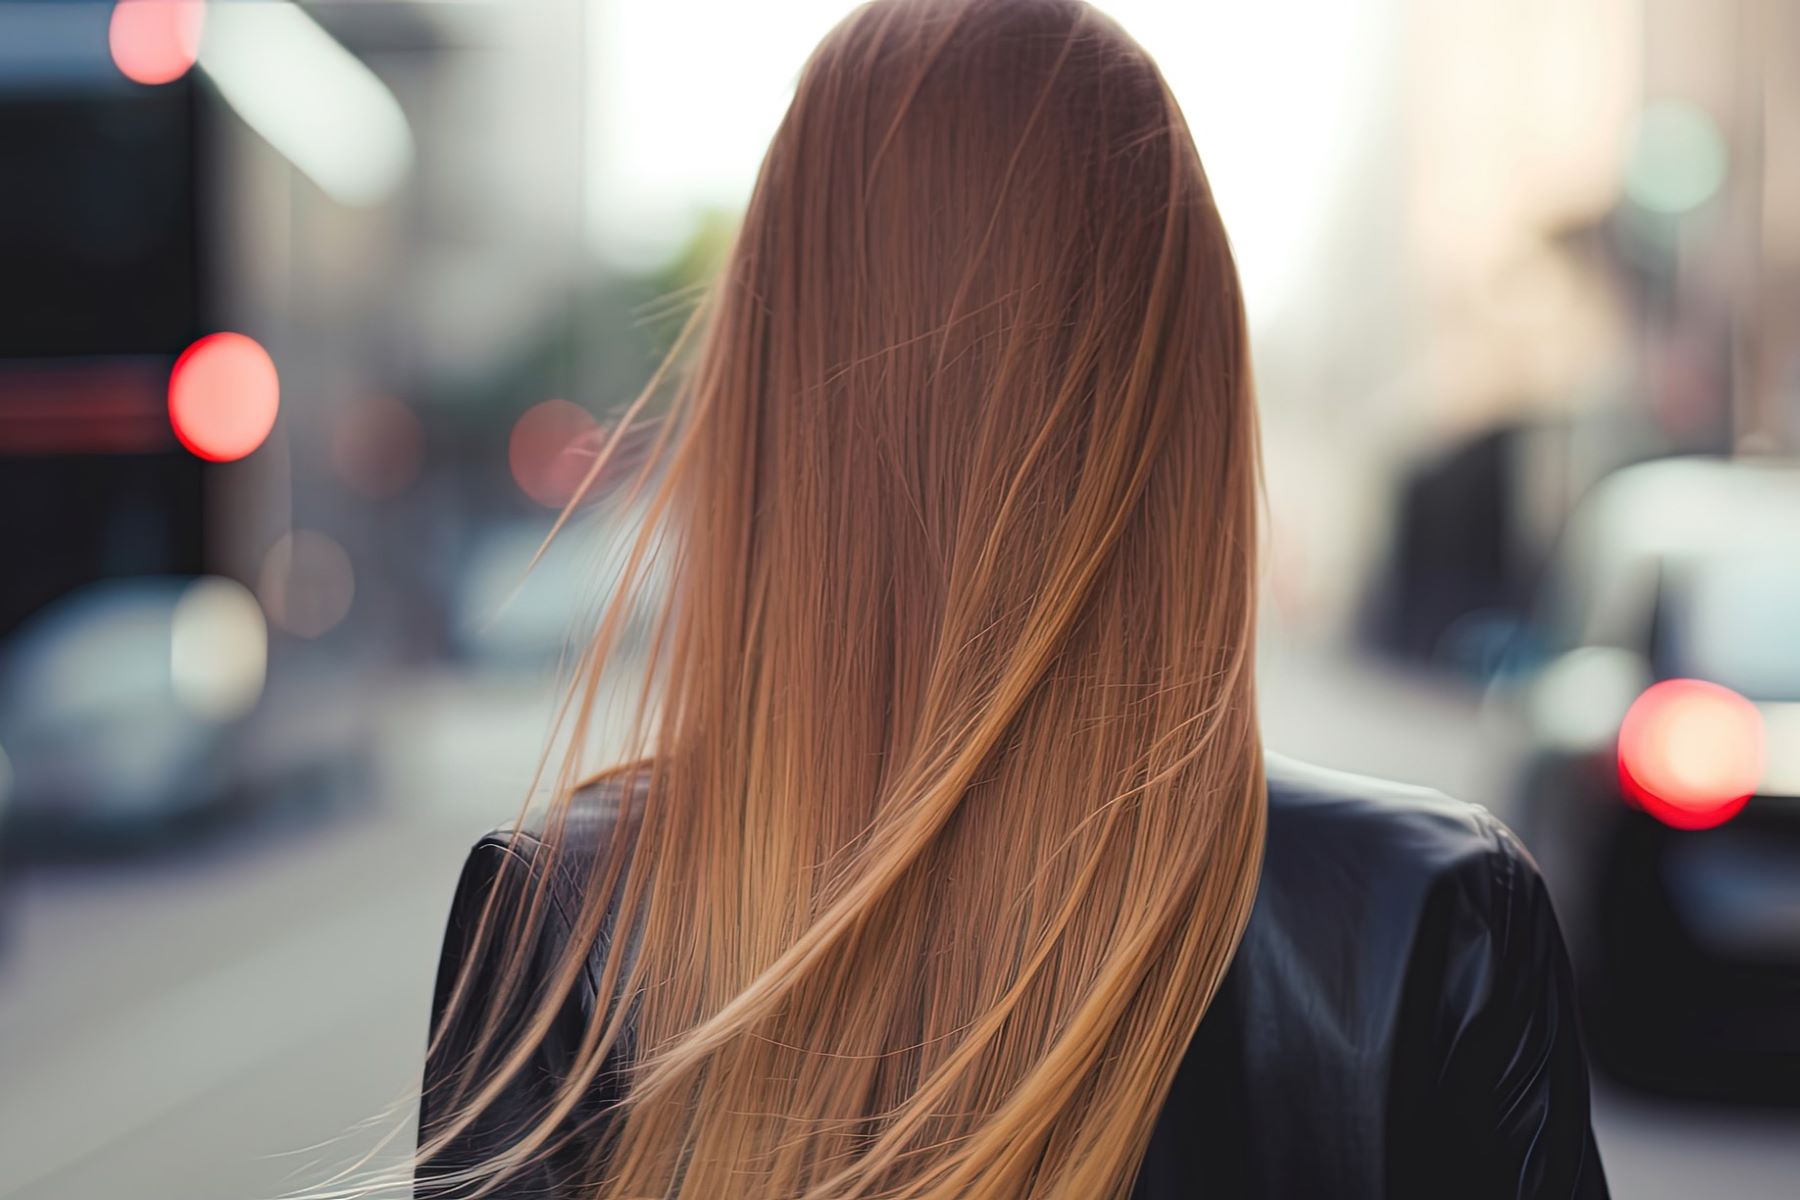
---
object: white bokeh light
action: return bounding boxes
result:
[169,576,268,721]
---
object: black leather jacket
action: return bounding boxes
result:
[420,755,1609,1198]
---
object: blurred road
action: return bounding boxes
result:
[0,670,549,1200]
[0,646,1796,1198]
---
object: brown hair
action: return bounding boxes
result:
[420,0,1264,1195]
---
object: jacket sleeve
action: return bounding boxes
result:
[1429,815,1610,1199]
[416,834,590,1199]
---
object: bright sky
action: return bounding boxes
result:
[586,0,1392,329]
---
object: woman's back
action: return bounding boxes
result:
[422,757,1607,1198]
[410,0,1605,1195]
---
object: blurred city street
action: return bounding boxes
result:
[0,645,1796,1199]
[5,0,1800,1196]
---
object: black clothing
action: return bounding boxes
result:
[420,755,1608,1198]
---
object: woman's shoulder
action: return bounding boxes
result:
[439,772,647,1016]
[1247,753,1561,1041]
[464,770,645,885]
[1260,752,1530,912]
[441,772,646,1008]
[1158,765,1604,1194]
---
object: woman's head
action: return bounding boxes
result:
[423,1,1264,1196]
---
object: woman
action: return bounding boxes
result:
[417,0,1608,1196]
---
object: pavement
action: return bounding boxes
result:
[0,646,1794,1198]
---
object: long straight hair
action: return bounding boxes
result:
[421,1,1264,1195]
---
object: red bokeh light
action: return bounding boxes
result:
[168,333,280,463]
[1617,678,1765,830]
[509,399,599,507]
[109,0,205,86]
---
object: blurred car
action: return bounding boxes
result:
[0,575,371,851]
[1504,456,1800,1095]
